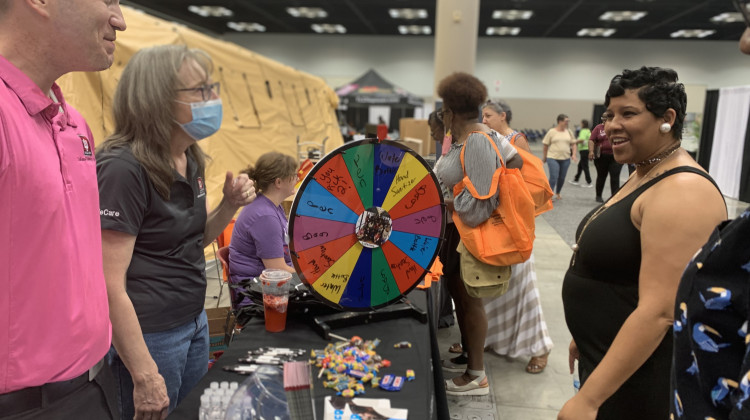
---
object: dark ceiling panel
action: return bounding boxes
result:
[122,0,748,41]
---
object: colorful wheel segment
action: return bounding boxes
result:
[289,139,445,311]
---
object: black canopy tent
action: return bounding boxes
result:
[336,69,424,133]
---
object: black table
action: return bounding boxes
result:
[170,289,448,419]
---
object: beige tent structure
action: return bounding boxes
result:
[57,6,343,215]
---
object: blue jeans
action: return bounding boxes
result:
[108,311,209,419]
[547,158,571,194]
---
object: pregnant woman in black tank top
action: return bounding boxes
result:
[558,67,727,420]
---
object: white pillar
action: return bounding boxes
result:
[433,0,481,96]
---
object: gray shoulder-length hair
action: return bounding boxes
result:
[482,99,513,124]
[97,45,212,200]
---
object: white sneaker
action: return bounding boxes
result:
[583,183,593,188]
[568,180,580,185]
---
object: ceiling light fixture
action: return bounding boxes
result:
[287,7,328,19]
[492,10,533,20]
[599,11,647,21]
[397,25,431,35]
[187,5,234,18]
[710,12,745,23]
[389,9,428,20]
[670,29,716,38]
[227,22,266,32]
[311,23,347,34]
[485,26,521,36]
[577,28,616,37]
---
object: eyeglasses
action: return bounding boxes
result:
[176,82,220,101]
[734,0,750,27]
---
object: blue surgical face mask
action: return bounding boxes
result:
[175,98,223,140]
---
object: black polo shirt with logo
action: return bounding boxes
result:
[97,145,207,333]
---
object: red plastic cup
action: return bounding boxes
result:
[259,269,292,332]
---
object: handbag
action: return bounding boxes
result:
[457,241,511,298]
[510,133,554,216]
[452,131,536,266]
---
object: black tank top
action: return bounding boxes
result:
[562,166,722,420]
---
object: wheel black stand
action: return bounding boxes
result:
[311,296,428,340]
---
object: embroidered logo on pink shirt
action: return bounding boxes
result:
[79,135,92,156]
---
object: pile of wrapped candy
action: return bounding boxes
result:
[312,335,414,397]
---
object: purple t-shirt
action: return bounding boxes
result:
[229,195,291,283]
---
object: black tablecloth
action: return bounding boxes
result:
[169,289,447,419]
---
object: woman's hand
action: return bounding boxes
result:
[568,339,579,374]
[588,151,595,161]
[223,171,256,207]
[558,394,598,420]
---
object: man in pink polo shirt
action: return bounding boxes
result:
[0,0,126,419]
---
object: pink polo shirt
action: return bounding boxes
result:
[0,55,111,393]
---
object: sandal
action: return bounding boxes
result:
[445,369,489,396]
[441,354,467,373]
[448,342,463,354]
[525,353,549,374]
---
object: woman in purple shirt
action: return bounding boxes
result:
[229,152,298,302]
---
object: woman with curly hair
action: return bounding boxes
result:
[559,67,726,419]
[433,72,522,396]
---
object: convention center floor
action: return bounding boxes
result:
[204,142,748,420]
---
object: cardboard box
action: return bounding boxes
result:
[399,118,435,156]
[400,137,423,155]
[206,306,236,359]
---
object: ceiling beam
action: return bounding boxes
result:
[230,0,296,32]
[632,0,713,39]
[542,0,586,37]
[342,0,378,34]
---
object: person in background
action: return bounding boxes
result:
[670,8,750,418]
[559,66,726,420]
[434,72,522,396]
[589,122,624,203]
[0,1,126,419]
[428,109,458,330]
[229,152,298,305]
[570,119,593,187]
[542,114,578,200]
[97,45,256,419]
[479,100,554,374]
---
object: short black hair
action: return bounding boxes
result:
[557,114,568,123]
[605,66,686,140]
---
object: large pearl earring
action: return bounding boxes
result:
[659,123,671,134]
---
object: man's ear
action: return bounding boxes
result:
[25,0,52,18]
[740,27,750,55]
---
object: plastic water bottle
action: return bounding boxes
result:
[224,365,290,420]
[572,360,581,393]
[209,395,223,420]
[199,394,211,420]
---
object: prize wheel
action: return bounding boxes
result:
[289,139,445,311]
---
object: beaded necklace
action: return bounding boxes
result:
[634,142,681,168]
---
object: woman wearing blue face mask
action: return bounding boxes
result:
[95,45,256,420]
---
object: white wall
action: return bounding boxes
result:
[223,33,749,98]
[222,33,748,130]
